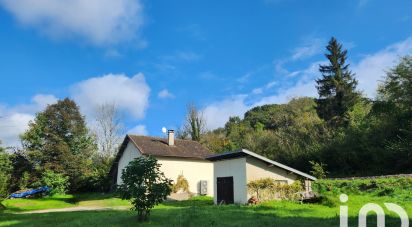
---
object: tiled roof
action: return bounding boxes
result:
[127,135,212,159]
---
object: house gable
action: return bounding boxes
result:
[116,141,142,185]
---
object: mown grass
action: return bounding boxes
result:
[0,194,411,226]
[1,193,130,212]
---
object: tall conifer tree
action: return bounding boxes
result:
[316,37,360,127]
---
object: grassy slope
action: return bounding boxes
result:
[1,195,411,226]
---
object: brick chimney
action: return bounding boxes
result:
[167,130,175,146]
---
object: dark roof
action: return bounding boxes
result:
[206,149,317,180]
[126,135,212,159]
[109,135,212,185]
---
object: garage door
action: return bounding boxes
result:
[217,176,234,204]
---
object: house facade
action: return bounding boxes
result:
[111,130,316,204]
[111,130,214,196]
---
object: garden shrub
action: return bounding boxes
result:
[247,178,304,202]
[42,170,70,195]
[118,156,172,222]
[172,174,189,193]
[313,177,412,198]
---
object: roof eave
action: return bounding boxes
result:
[241,149,317,181]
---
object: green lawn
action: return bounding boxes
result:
[1,194,411,226]
[1,193,130,212]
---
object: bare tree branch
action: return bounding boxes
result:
[92,103,124,157]
[183,103,206,141]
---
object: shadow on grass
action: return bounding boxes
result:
[70,193,120,203]
[0,207,407,227]
[162,199,214,208]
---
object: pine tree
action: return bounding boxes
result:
[316,37,360,127]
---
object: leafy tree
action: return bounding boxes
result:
[378,56,412,109]
[244,104,284,129]
[201,129,235,153]
[376,56,412,172]
[0,142,11,203]
[20,98,96,192]
[206,98,327,173]
[42,170,70,195]
[316,37,360,128]
[118,156,172,221]
[18,172,30,190]
[85,154,115,192]
[224,116,250,149]
[8,151,34,192]
[309,161,328,179]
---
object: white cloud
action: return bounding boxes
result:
[202,61,322,130]
[0,112,33,147]
[291,38,323,60]
[158,89,175,99]
[128,124,148,135]
[1,73,152,146]
[0,94,57,147]
[252,88,263,95]
[354,36,412,98]
[202,96,249,130]
[256,61,321,105]
[0,0,144,45]
[71,73,150,119]
[237,73,252,83]
[31,94,58,109]
[255,80,316,106]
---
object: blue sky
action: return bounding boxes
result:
[1,0,412,146]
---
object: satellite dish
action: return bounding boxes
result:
[161,127,167,134]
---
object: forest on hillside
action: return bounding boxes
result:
[188,38,412,177]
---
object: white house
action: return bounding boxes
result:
[111,130,316,204]
[111,130,214,196]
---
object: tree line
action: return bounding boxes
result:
[0,100,123,198]
[195,38,412,177]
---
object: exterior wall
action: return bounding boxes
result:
[245,156,298,201]
[117,142,141,184]
[156,157,214,196]
[245,157,297,184]
[213,157,247,204]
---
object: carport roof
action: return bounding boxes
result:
[206,149,317,181]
